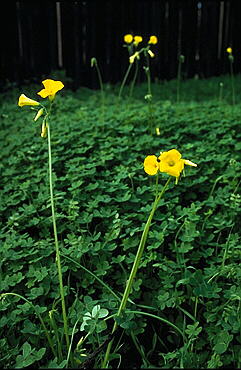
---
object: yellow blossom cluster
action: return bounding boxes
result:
[144,149,197,181]
[18,79,64,137]
[18,79,64,107]
[124,34,158,64]
[124,34,158,45]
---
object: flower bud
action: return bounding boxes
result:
[41,122,48,138]
[179,55,185,63]
[148,50,155,58]
[129,51,140,64]
[34,108,44,121]
[91,57,97,67]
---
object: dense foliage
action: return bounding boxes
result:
[1,74,241,368]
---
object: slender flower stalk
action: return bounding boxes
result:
[144,55,152,97]
[219,82,224,102]
[177,54,185,103]
[226,47,235,105]
[91,57,105,110]
[46,109,70,353]
[144,53,153,134]
[37,79,71,354]
[118,63,133,99]
[18,79,71,362]
[102,149,197,368]
[129,58,139,97]
[142,36,157,134]
[102,176,171,368]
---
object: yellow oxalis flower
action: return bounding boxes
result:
[226,47,232,54]
[37,79,64,101]
[18,94,40,107]
[133,35,142,46]
[159,149,197,179]
[148,35,158,45]
[144,155,159,176]
[124,34,133,43]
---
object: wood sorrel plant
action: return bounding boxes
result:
[17,80,71,361]
[102,149,197,368]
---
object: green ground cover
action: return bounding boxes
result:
[1,74,241,368]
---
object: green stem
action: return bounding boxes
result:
[144,55,153,135]
[221,223,234,267]
[219,83,223,102]
[129,59,139,97]
[105,309,184,339]
[190,297,198,352]
[95,61,105,108]
[230,60,235,105]
[102,176,171,368]
[118,63,133,99]
[47,121,70,353]
[49,310,63,361]
[145,56,152,96]
[177,60,182,103]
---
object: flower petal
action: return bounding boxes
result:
[37,89,50,98]
[159,159,184,178]
[18,94,40,107]
[183,159,197,167]
[144,155,159,176]
[37,79,64,99]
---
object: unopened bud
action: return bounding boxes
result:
[129,52,139,64]
[41,121,48,138]
[91,57,97,67]
[156,127,160,135]
[144,94,152,101]
[34,108,44,122]
[148,50,155,58]
[179,55,185,63]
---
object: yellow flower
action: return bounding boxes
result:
[144,155,159,175]
[156,127,160,136]
[226,47,232,54]
[133,35,142,46]
[124,34,133,43]
[129,51,140,64]
[18,94,40,107]
[148,35,158,45]
[148,50,155,58]
[37,79,64,101]
[159,149,197,179]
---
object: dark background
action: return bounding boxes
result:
[1,0,240,90]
